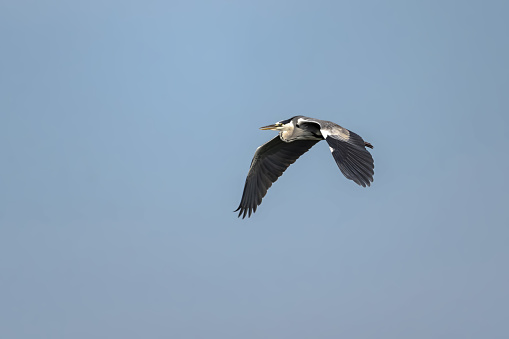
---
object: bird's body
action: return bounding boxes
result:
[235,116,374,218]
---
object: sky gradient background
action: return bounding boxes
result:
[1,1,508,338]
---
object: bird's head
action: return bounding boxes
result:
[259,118,293,131]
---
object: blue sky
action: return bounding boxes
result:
[1,1,508,338]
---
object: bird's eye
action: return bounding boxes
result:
[296,124,300,128]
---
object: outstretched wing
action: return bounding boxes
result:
[298,117,374,187]
[235,136,319,218]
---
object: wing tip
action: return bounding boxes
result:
[234,206,252,219]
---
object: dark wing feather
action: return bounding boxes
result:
[235,136,319,218]
[324,130,374,187]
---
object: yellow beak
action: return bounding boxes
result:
[259,124,279,130]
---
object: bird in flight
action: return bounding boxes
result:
[235,116,374,218]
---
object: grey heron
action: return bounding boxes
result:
[235,116,374,218]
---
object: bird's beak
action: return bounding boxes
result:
[259,124,279,130]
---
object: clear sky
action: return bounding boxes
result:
[1,1,508,338]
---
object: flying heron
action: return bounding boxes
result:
[235,116,374,218]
